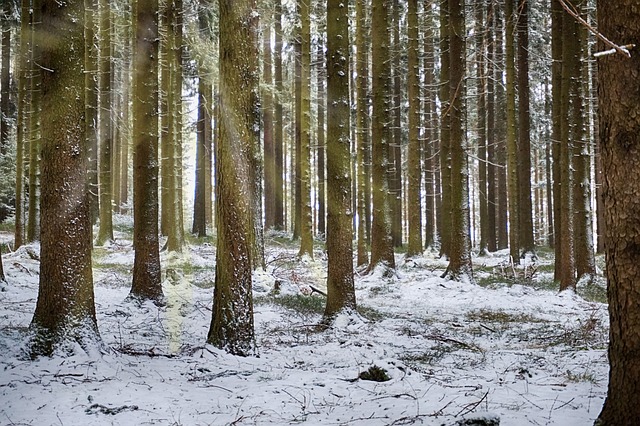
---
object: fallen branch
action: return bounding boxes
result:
[455,390,489,417]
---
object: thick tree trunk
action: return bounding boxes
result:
[324,0,356,321]
[444,0,473,282]
[438,0,451,258]
[596,2,640,423]
[130,0,163,304]
[30,0,100,357]
[368,0,395,272]
[207,0,258,356]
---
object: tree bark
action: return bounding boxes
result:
[324,0,356,321]
[517,0,534,256]
[355,0,369,267]
[130,0,163,304]
[368,0,395,272]
[444,0,473,282]
[30,0,100,357]
[96,0,114,245]
[406,0,422,258]
[596,1,640,423]
[207,0,258,356]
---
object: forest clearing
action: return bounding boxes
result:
[0,223,608,425]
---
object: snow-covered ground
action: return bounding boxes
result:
[0,230,609,425]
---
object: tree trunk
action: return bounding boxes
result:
[30,0,100,357]
[262,10,275,232]
[596,2,640,423]
[517,0,534,256]
[355,0,369,267]
[444,0,473,282]
[505,0,519,264]
[423,0,436,250]
[316,34,326,238]
[297,0,313,259]
[130,0,163,304]
[558,6,575,291]
[438,0,451,258]
[551,0,563,280]
[96,0,114,245]
[406,0,422,258]
[26,1,41,243]
[0,0,10,156]
[486,0,497,253]
[390,0,402,248]
[324,0,356,321]
[476,2,488,255]
[368,0,395,272]
[207,0,258,357]
[494,6,508,250]
[14,0,30,250]
[274,0,284,230]
[571,0,595,282]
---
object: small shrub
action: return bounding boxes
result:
[359,365,391,382]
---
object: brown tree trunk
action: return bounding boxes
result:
[505,0,519,264]
[486,0,497,253]
[130,0,163,304]
[406,0,422,258]
[274,0,284,230]
[368,0,395,272]
[390,0,402,248]
[439,0,451,258]
[476,2,488,255]
[262,10,275,232]
[30,0,100,356]
[517,0,534,256]
[551,0,563,281]
[423,0,436,250]
[26,1,41,243]
[207,0,258,356]
[96,0,114,245]
[596,1,640,423]
[355,0,369,267]
[444,0,473,282]
[297,0,313,259]
[324,0,356,321]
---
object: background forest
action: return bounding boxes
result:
[0,0,639,424]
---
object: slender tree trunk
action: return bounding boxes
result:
[495,6,508,250]
[324,0,356,321]
[30,0,100,357]
[14,0,30,250]
[390,0,402,248]
[96,0,114,245]
[486,0,497,253]
[517,0,534,256]
[316,34,326,238]
[571,0,595,282]
[505,0,519,264]
[596,2,640,423]
[476,2,488,255]
[423,0,436,250]
[558,6,575,291]
[26,2,41,243]
[262,10,275,232]
[130,0,163,304]
[406,0,422,258]
[274,0,284,230]
[439,0,451,258]
[207,0,258,356]
[368,0,395,272]
[0,1,10,156]
[551,0,563,281]
[297,0,313,258]
[355,0,369,266]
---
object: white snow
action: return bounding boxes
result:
[0,232,608,425]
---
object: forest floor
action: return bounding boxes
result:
[0,220,609,425]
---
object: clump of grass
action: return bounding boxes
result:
[466,308,543,324]
[359,365,391,382]
[256,294,326,316]
[564,369,599,384]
